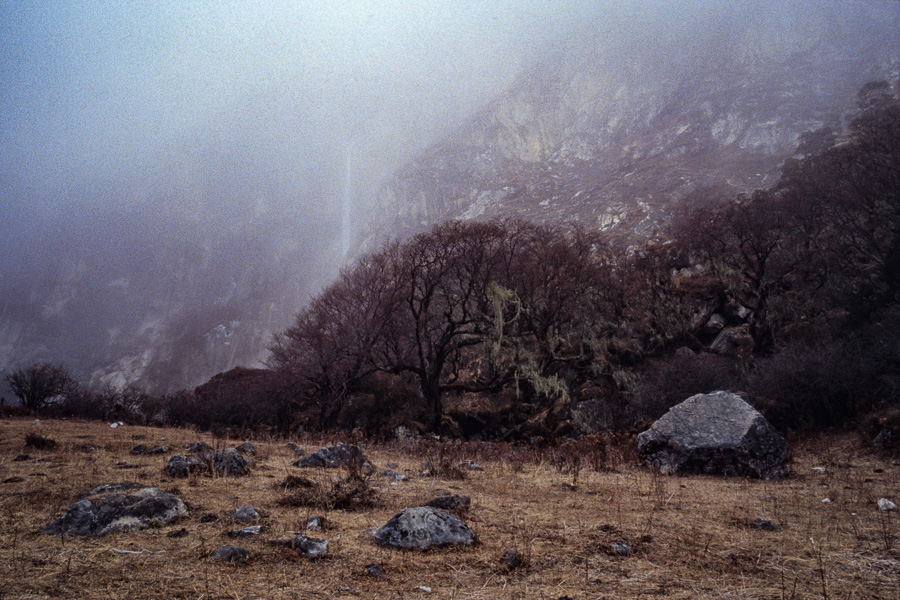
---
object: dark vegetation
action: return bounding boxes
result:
[5,83,900,445]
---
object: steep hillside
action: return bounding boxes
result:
[368,5,899,247]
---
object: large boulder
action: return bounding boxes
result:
[165,448,252,478]
[43,486,188,536]
[374,506,476,550]
[637,391,787,479]
[295,443,373,472]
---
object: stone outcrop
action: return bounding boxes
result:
[637,391,786,479]
[43,486,187,536]
[374,506,476,550]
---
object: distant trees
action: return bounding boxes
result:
[4,362,76,410]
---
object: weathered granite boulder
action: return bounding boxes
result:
[43,486,187,536]
[164,454,208,477]
[637,391,787,479]
[374,506,476,550]
[236,441,256,456]
[295,443,373,472]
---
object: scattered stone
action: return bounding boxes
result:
[236,441,256,456]
[211,545,250,563]
[822,498,831,504]
[231,506,260,522]
[187,441,213,453]
[147,445,170,455]
[286,535,329,558]
[115,461,139,469]
[386,461,398,469]
[501,550,526,570]
[130,444,148,455]
[462,461,484,472]
[131,434,146,440]
[295,443,373,472]
[306,516,325,531]
[878,498,897,512]
[42,486,187,536]
[418,586,432,593]
[109,422,124,429]
[230,525,262,537]
[167,528,188,538]
[164,454,208,478]
[425,493,471,515]
[704,312,727,335]
[81,444,96,452]
[2,477,24,484]
[12,454,30,462]
[609,542,633,556]
[812,466,826,474]
[374,506,476,550]
[749,519,779,531]
[380,469,409,482]
[365,562,385,577]
[637,391,787,479]
[165,448,252,478]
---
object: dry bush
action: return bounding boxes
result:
[24,432,56,450]
[276,469,378,511]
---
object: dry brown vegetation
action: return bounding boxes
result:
[0,417,897,600]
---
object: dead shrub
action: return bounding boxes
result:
[276,471,377,511]
[24,433,57,450]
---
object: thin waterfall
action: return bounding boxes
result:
[341,146,354,257]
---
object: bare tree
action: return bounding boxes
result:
[4,362,76,410]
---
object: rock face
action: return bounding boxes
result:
[637,391,787,479]
[43,486,188,536]
[374,506,476,550]
[295,443,372,471]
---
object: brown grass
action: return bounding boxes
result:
[0,417,898,599]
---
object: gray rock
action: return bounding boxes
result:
[130,444,148,455]
[501,550,526,570]
[232,506,260,522]
[147,445,170,455]
[637,391,787,479]
[750,519,779,531]
[878,498,897,511]
[165,448,252,478]
[365,562,385,577]
[379,469,409,481]
[236,441,256,456]
[610,542,633,556]
[230,525,262,537]
[187,441,213,453]
[425,493,471,515]
[288,535,329,558]
[374,506,476,550]
[306,516,324,531]
[164,454,208,478]
[211,545,250,563]
[704,313,726,335]
[43,487,187,536]
[709,327,754,357]
[295,443,373,472]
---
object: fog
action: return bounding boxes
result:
[0,1,896,393]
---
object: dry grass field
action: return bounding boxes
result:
[0,417,897,600]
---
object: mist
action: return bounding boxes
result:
[1,1,896,393]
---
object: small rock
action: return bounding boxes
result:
[287,535,329,558]
[386,461,398,468]
[211,545,250,563]
[610,542,633,556]
[147,446,170,455]
[167,528,188,538]
[295,443,373,472]
[231,525,262,537]
[821,498,831,504]
[187,442,213,453]
[418,586,432,593]
[236,441,256,456]
[232,506,260,522]
[13,454,30,462]
[878,498,897,512]
[306,516,325,531]
[463,461,484,472]
[425,493,471,515]
[380,469,409,482]
[501,550,526,570]
[131,434,146,440]
[130,444,148,455]
[365,563,385,577]
[749,519,779,531]
[812,466,826,474]
[200,513,218,523]
[81,444,96,452]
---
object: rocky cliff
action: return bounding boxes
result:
[367,4,899,247]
